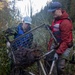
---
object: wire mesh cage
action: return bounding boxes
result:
[8,25,50,52]
[6,25,51,69]
[11,32,33,51]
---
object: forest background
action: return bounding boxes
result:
[0,0,75,75]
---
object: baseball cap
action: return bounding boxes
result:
[23,16,32,25]
[48,2,62,12]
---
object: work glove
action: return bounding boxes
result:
[54,53,58,60]
[6,41,11,48]
[6,28,12,33]
[45,24,51,30]
[54,43,59,49]
[5,28,15,35]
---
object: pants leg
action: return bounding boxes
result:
[57,57,66,75]
[57,47,73,75]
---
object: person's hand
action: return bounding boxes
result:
[6,42,11,48]
[5,28,15,35]
[54,53,58,60]
[5,28,12,33]
[45,24,50,30]
[54,43,59,49]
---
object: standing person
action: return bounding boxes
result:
[5,16,33,75]
[46,1,73,75]
[6,16,33,49]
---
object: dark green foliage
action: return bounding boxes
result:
[70,0,75,22]
[0,33,11,75]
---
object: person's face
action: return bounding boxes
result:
[51,9,62,18]
[22,22,29,30]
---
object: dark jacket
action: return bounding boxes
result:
[6,23,33,50]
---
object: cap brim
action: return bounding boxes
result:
[48,9,56,12]
[24,21,31,25]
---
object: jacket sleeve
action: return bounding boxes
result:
[56,20,73,54]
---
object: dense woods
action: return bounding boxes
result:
[0,0,75,75]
